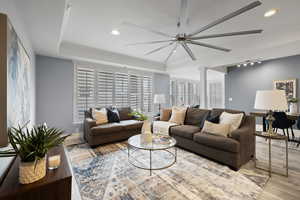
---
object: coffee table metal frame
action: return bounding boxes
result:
[127,135,177,176]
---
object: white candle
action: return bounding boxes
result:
[48,155,61,170]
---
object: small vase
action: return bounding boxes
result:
[19,157,46,184]
[289,103,298,114]
[141,120,151,135]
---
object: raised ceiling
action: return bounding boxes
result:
[16,0,300,75]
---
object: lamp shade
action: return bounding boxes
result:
[154,94,166,104]
[254,90,288,111]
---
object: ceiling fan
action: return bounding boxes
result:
[124,0,263,63]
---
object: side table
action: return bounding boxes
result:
[0,145,72,200]
[254,131,288,177]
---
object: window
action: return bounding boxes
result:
[207,81,224,108]
[96,71,114,107]
[142,76,152,112]
[170,78,200,106]
[74,67,96,122]
[114,73,129,108]
[129,74,142,110]
[74,66,153,123]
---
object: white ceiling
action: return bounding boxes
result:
[15,0,300,78]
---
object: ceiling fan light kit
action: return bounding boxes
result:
[125,0,263,63]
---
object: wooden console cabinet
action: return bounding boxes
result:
[0,146,72,200]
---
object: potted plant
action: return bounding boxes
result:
[0,123,67,184]
[288,97,299,113]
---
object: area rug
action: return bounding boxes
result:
[66,141,269,200]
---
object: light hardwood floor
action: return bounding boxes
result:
[68,126,300,200]
[249,126,300,200]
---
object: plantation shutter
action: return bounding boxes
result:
[74,67,95,122]
[142,76,152,112]
[96,71,114,107]
[114,73,129,107]
[129,74,142,111]
[208,82,223,108]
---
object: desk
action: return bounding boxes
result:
[0,145,72,200]
[250,111,300,131]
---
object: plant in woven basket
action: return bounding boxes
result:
[0,123,67,184]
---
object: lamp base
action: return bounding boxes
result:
[266,110,278,136]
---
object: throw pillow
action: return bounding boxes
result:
[202,120,231,137]
[219,112,244,133]
[168,106,187,125]
[106,107,120,123]
[207,114,220,123]
[160,108,172,121]
[92,108,108,125]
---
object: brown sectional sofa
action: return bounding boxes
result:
[84,107,143,146]
[163,108,255,170]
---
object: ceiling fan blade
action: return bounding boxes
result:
[145,42,174,55]
[126,39,175,46]
[181,42,196,61]
[165,43,178,63]
[122,22,173,38]
[188,1,262,37]
[189,29,263,40]
[177,0,188,33]
[187,40,231,52]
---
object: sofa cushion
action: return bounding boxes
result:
[193,132,240,153]
[185,108,210,127]
[90,123,123,135]
[117,107,133,121]
[170,125,201,139]
[119,120,143,131]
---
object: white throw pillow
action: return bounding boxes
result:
[92,108,108,125]
[202,120,231,137]
[219,112,244,133]
[168,106,187,125]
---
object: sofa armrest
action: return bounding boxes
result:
[85,118,97,129]
[230,115,255,166]
[83,118,97,143]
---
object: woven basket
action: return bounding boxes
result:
[19,157,46,184]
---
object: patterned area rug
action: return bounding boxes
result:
[66,141,269,200]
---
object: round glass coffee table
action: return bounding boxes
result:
[127,134,177,175]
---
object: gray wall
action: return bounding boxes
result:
[225,54,300,114]
[36,55,170,133]
[36,55,76,133]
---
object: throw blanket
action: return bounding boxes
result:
[152,121,177,135]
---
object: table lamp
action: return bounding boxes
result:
[154,94,166,114]
[254,90,288,136]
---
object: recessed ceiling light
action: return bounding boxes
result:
[264,8,278,18]
[111,29,120,35]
